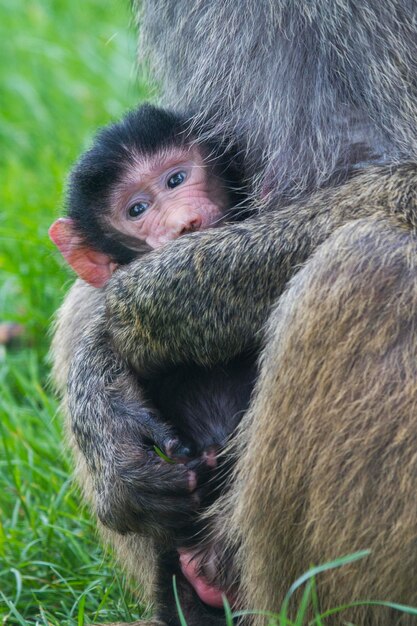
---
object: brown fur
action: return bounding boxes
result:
[53,163,417,625]
[222,216,417,624]
[51,0,417,624]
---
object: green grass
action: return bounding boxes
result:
[3,2,417,625]
[0,1,152,623]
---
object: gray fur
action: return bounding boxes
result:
[51,2,417,625]
[138,0,417,198]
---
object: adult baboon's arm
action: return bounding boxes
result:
[106,165,398,373]
[52,281,199,537]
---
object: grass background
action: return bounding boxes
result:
[0,1,152,623]
[3,2,417,625]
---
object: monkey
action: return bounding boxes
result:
[54,163,417,626]
[51,1,417,625]
[49,103,248,289]
[50,103,257,622]
[49,102,256,464]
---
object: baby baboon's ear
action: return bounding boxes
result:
[49,217,113,288]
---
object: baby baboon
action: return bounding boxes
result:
[49,103,248,288]
[50,103,255,620]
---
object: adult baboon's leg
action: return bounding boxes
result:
[230,216,417,625]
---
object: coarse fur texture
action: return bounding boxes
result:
[138,0,417,198]
[51,1,417,625]
[54,163,417,625]
[239,215,417,623]
[53,103,257,623]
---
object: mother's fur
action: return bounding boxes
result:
[53,1,417,624]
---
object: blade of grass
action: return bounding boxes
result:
[295,580,313,625]
[280,550,371,620]
[173,575,188,626]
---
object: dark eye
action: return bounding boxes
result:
[127,201,149,219]
[167,171,186,189]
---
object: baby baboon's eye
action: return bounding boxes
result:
[167,171,186,189]
[127,201,150,219]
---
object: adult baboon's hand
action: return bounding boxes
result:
[66,314,200,537]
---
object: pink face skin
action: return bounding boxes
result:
[110,145,228,249]
[49,145,229,288]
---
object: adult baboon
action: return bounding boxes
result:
[52,1,417,624]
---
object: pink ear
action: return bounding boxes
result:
[49,217,113,288]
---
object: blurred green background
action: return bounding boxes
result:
[0,1,152,623]
[2,2,417,625]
